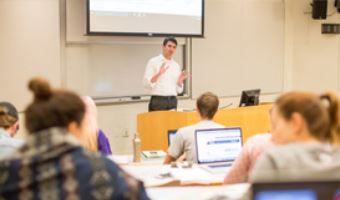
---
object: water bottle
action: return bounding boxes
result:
[133,133,141,162]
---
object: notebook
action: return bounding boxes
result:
[195,127,243,174]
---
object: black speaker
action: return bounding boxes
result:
[311,0,328,19]
[335,0,340,12]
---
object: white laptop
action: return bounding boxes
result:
[195,127,243,174]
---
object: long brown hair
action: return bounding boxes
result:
[275,91,340,144]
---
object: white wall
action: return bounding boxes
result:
[0,0,61,111]
[0,0,339,153]
[287,0,340,91]
[0,0,61,139]
[192,0,285,98]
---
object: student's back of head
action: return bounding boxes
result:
[250,91,340,183]
[196,92,219,120]
[274,91,340,144]
[25,78,99,152]
[25,78,85,133]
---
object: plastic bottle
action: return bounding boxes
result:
[133,133,141,163]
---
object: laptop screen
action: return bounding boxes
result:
[253,181,340,200]
[195,127,243,164]
[167,130,177,146]
[255,190,317,200]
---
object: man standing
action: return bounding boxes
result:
[143,37,189,112]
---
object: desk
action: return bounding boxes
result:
[122,164,226,187]
[109,154,226,186]
[108,155,250,200]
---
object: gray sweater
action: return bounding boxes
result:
[249,143,340,182]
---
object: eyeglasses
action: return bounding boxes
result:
[15,124,20,133]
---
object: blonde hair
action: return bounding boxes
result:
[79,96,98,152]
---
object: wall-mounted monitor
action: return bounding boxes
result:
[239,89,261,107]
[87,0,204,37]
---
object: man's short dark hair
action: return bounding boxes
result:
[196,92,219,120]
[163,37,177,46]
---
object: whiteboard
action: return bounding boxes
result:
[66,43,184,99]
[192,0,284,98]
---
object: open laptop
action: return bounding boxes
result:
[252,181,340,200]
[195,127,243,174]
[167,129,177,146]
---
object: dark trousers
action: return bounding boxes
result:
[148,96,177,112]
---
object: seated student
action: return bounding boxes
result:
[0,102,23,156]
[82,96,112,155]
[250,91,340,182]
[223,133,273,184]
[0,78,149,200]
[67,95,98,152]
[164,92,225,164]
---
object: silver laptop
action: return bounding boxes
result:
[195,127,243,174]
[167,129,177,146]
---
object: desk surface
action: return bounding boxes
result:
[109,154,228,186]
[108,155,250,199]
[122,164,227,187]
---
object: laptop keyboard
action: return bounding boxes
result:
[208,163,232,168]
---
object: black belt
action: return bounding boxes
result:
[151,95,176,100]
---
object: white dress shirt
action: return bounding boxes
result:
[143,54,183,96]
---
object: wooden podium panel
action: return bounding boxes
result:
[137,105,272,151]
[137,111,194,151]
[213,105,272,143]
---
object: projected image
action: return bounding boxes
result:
[88,0,204,36]
[196,129,242,163]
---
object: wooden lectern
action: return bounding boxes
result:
[137,105,272,151]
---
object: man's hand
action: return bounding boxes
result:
[177,71,190,87]
[158,62,169,75]
[151,62,169,83]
